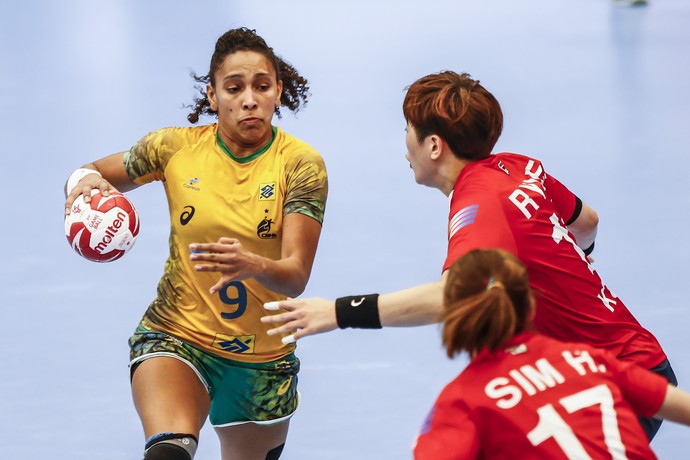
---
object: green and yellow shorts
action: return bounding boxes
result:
[128,324,300,427]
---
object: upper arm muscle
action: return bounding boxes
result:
[92,152,138,192]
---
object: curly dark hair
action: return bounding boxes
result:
[187,27,309,124]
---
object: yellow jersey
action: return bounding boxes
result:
[124,124,328,362]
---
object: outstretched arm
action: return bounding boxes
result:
[378,276,446,326]
[655,385,690,426]
[261,271,448,343]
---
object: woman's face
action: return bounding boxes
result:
[207,50,283,155]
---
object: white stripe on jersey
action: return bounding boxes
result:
[449,204,479,240]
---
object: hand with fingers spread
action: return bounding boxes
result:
[64,167,119,215]
[261,297,338,344]
[189,238,264,294]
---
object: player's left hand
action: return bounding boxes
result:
[261,297,338,344]
[190,237,262,293]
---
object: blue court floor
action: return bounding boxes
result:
[2,1,689,458]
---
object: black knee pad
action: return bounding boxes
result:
[143,432,198,460]
[266,443,285,460]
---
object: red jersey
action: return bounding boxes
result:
[414,333,668,460]
[444,153,665,369]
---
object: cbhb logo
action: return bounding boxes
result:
[257,209,277,239]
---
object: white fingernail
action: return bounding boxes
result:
[282,335,296,345]
[264,301,280,310]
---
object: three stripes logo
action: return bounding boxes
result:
[449,204,479,240]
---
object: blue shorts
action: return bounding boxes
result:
[128,325,300,427]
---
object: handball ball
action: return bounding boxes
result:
[65,189,140,262]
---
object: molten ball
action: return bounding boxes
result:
[65,190,140,262]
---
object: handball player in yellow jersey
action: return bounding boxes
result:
[63,28,328,460]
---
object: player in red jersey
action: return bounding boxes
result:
[443,151,663,371]
[261,71,676,439]
[414,248,690,460]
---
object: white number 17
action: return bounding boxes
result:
[527,384,628,459]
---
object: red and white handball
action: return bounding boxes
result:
[65,190,140,262]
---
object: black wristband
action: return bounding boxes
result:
[583,241,595,256]
[335,294,382,329]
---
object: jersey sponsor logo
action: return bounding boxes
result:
[212,333,255,354]
[259,182,276,201]
[257,209,278,239]
[497,160,510,175]
[183,177,201,192]
[180,205,195,225]
[449,204,479,239]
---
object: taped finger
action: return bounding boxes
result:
[264,301,281,311]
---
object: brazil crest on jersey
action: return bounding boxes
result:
[124,124,328,363]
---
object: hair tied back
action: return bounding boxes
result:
[486,277,502,291]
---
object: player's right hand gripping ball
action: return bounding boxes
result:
[65,190,140,262]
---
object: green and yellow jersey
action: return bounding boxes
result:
[124,124,328,363]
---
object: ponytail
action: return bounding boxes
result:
[442,283,518,357]
[441,249,532,357]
